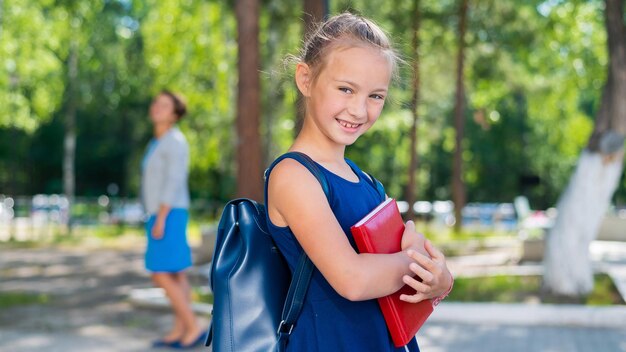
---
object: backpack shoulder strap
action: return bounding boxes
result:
[363,171,385,201]
[265,151,332,202]
[264,151,330,350]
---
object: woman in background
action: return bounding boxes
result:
[141,90,205,349]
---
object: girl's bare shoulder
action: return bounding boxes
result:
[269,158,321,191]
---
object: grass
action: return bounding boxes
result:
[187,274,623,307]
[412,221,518,257]
[0,218,214,250]
[0,292,50,308]
[192,287,214,305]
[447,274,624,305]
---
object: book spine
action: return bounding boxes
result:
[379,296,407,346]
[352,227,375,254]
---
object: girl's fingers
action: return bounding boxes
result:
[407,249,437,274]
[409,262,433,283]
[425,239,445,261]
[399,293,427,303]
[403,274,429,293]
[400,275,429,303]
[403,241,452,303]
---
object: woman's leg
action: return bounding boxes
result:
[173,271,192,301]
[152,272,201,344]
[172,272,204,345]
[152,273,184,342]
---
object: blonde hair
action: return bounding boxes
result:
[297,13,401,82]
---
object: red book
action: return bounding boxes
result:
[351,198,433,347]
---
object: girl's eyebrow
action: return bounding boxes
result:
[335,79,388,93]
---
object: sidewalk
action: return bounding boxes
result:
[417,239,626,351]
[1,241,625,352]
[418,321,626,352]
[3,320,625,352]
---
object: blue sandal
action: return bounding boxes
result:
[151,339,179,348]
[170,330,208,350]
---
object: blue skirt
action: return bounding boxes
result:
[145,208,192,273]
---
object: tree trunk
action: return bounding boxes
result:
[452,0,468,232]
[406,0,421,221]
[303,0,328,33]
[543,0,626,297]
[544,151,623,296]
[63,37,78,232]
[235,0,263,201]
[8,73,19,198]
[295,0,328,135]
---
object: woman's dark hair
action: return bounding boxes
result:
[160,90,187,121]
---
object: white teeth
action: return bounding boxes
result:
[339,120,359,129]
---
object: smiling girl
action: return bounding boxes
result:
[264,13,453,351]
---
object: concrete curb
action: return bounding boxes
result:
[128,288,213,315]
[430,302,626,329]
[129,288,626,329]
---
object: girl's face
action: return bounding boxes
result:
[149,94,177,125]
[297,45,392,147]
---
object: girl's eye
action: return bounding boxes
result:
[370,94,385,100]
[339,87,353,94]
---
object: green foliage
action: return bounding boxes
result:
[448,274,542,303]
[522,1,606,205]
[1,0,624,210]
[0,1,66,131]
[448,274,624,305]
[140,0,238,201]
[586,273,625,305]
[0,292,49,308]
[192,287,214,305]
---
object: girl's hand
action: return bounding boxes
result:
[399,239,453,303]
[400,220,426,254]
[151,218,166,239]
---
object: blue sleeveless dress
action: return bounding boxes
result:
[265,158,420,352]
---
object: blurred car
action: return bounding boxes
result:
[110,202,145,225]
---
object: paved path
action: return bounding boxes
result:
[419,322,626,352]
[1,241,626,351]
[0,245,209,352]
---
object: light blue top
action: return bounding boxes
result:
[141,126,190,215]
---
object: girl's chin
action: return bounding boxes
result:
[332,134,361,146]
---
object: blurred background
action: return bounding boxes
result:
[2,0,626,351]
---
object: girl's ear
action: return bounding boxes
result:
[295,62,312,97]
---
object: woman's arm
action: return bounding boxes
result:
[268,159,421,301]
[151,204,171,239]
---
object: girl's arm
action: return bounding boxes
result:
[269,159,423,301]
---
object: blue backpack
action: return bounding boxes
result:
[205,152,329,352]
[205,152,385,351]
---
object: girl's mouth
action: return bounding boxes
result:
[337,119,362,130]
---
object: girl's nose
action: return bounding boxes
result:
[347,96,367,119]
